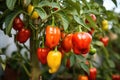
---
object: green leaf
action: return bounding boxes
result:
[73,15,90,30]
[114,53,120,60]
[6,0,17,10]
[56,12,69,30]
[65,0,80,14]
[70,54,75,67]
[94,41,104,47]
[23,0,31,6]
[32,0,39,6]
[107,60,115,68]
[80,62,89,74]
[85,15,98,28]
[75,54,85,61]
[38,1,60,9]
[5,10,23,35]
[95,0,103,5]
[111,0,117,7]
[35,7,47,20]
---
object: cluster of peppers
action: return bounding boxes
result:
[13,17,31,43]
[12,4,110,79]
[37,25,93,74]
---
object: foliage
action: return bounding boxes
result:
[0,0,120,80]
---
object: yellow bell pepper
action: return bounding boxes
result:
[102,20,109,31]
[47,50,62,74]
[27,4,39,19]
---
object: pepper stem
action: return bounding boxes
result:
[78,25,82,32]
[89,61,93,68]
[55,46,58,52]
[52,16,55,27]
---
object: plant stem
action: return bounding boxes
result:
[30,21,41,80]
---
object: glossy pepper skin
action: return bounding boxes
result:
[45,26,61,48]
[89,47,96,55]
[100,36,109,47]
[112,74,120,80]
[78,75,88,80]
[47,50,62,73]
[72,32,92,55]
[37,48,50,64]
[16,28,31,43]
[61,33,73,52]
[27,4,39,19]
[102,20,109,31]
[89,68,97,80]
[13,17,24,31]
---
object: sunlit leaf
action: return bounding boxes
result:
[35,7,47,20]
[6,0,17,10]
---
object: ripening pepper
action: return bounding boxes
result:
[37,48,50,64]
[13,17,24,31]
[72,32,92,55]
[88,67,97,80]
[45,25,61,48]
[112,74,120,80]
[27,4,39,19]
[61,33,73,52]
[100,36,109,47]
[89,46,96,55]
[16,28,31,43]
[78,75,88,80]
[102,20,109,31]
[85,14,96,24]
[47,50,62,73]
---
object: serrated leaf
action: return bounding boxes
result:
[112,0,117,7]
[5,10,23,35]
[73,15,90,30]
[56,12,69,30]
[6,0,17,10]
[70,54,75,67]
[80,62,89,74]
[35,7,47,20]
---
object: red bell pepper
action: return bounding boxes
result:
[72,32,92,55]
[45,26,61,48]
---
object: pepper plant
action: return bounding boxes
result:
[0,0,120,80]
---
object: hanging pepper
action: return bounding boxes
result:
[27,4,39,19]
[45,25,61,48]
[100,36,109,47]
[61,33,73,52]
[47,50,62,73]
[72,32,92,55]
[78,75,88,80]
[88,67,97,80]
[112,74,120,80]
[37,48,50,64]
[16,28,31,43]
[102,19,109,31]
